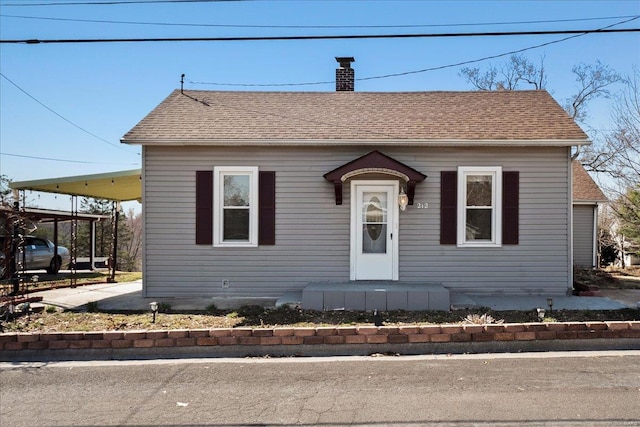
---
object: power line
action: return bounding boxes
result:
[188,34,584,87]
[0,152,140,165]
[2,13,637,29]
[0,0,238,6]
[0,72,138,154]
[188,28,598,88]
[2,27,639,44]
[187,16,638,87]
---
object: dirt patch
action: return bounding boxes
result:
[2,268,639,334]
[3,305,639,334]
[574,267,640,290]
[600,267,640,289]
[608,267,640,290]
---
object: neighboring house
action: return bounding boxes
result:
[610,218,640,267]
[572,161,607,268]
[623,248,640,267]
[121,58,591,309]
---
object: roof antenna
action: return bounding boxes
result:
[180,74,185,94]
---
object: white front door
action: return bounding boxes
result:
[351,181,399,281]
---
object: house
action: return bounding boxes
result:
[572,161,607,268]
[121,58,591,310]
[623,249,640,266]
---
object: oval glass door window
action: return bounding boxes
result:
[362,194,387,254]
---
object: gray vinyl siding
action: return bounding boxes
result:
[142,145,571,298]
[573,204,596,268]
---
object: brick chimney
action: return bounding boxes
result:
[335,57,355,91]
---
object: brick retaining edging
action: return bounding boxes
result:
[2,321,640,354]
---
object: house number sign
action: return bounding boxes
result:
[416,202,429,209]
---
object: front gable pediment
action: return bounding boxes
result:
[323,150,427,205]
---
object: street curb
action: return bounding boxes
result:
[5,339,640,362]
[2,321,640,361]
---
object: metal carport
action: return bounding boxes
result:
[4,169,141,293]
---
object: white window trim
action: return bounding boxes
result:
[213,166,259,247]
[457,166,502,247]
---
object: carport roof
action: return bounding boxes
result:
[0,206,109,223]
[9,169,142,202]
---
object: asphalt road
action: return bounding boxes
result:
[2,351,640,427]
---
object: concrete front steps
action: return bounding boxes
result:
[287,282,450,312]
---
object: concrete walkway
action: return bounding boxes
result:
[31,280,276,312]
[29,280,640,312]
[465,292,634,311]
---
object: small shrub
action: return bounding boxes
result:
[463,313,504,325]
[205,303,219,315]
[158,302,171,313]
[86,301,99,313]
[45,305,57,314]
[226,312,239,319]
[237,305,266,317]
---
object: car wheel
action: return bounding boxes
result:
[47,257,61,275]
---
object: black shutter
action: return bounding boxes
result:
[440,171,457,245]
[502,171,519,245]
[195,170,213,245]
[259,171,276,245]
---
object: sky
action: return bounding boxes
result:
[0,0,639,213]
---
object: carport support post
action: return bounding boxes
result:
[11,201,20,295]
[107,201,119,283]
[2,212,13,282]
[90,220,96,270]
[53,218,58,263]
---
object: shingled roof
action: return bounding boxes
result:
[122,89,589,145]
[573,161,608,203]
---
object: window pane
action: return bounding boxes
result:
[363,224,387,253]
[224,175,250,207]
[466,209,492,240]
[466,175,492,207]
[362,193,387,223]
[34,239,48,248]
[223,209,249,241]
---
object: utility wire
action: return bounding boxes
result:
[0,0,239,6]
[0,72,138,154]
[184,15,639,87]
[2,14,637,29]
[2,27,638,44]
[357,27,624,83]
[188,29,600,88]
[191,27,594,88]
[0,152,140,165]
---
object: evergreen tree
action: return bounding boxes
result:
[79,198,114,258]
[616,186,640,253]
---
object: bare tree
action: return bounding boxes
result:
[598,205,622,266]
[0,175,14,208]
[461,55,620,123]
[459,54,547,91]
[563,61,622,124]
[582,68,640,266]
[460,55,627,179]
[119,209,142,272]
[581,68,639,184]
[460,55,633,265]
[608,68,639,184]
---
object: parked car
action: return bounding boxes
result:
[0,236,70,278]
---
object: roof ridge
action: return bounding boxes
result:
[123,89,588,144]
